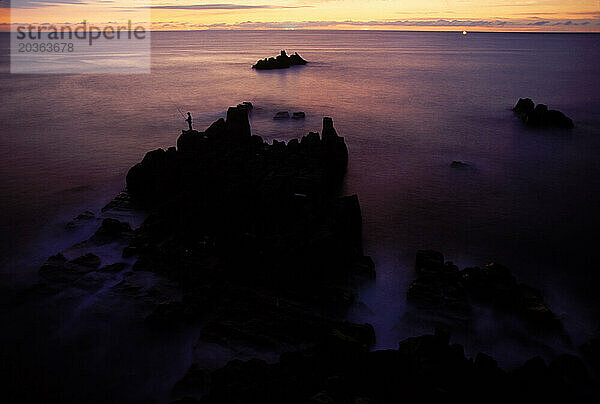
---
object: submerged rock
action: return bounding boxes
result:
[513,98,574,128]
[292,111,305,119]
[252,50,308,70]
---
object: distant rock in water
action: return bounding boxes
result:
[513,98,574,129]
[450,160,469,168]
[252,50,308,70]
[273,111,305,120]
[273,111,290,120]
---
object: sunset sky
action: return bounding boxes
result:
[1,0,599,31]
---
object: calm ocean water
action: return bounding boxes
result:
[1,31,599,396]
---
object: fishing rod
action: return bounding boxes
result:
[166,93,186,119]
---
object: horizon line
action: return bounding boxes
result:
[2,28,600,34]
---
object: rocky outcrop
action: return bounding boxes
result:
[450,160,469,168]
[122,104,369,354]
[173,329,597,403]
[65,210,95,229]
[128,106,348,205]
[408,250,564,333]
[89,218,133,244]
[513,98,574,128]
[226,104,251,138]
[581,338,600,371]
[39,253,104,286]
[407,259,471,325]
[114,106,380,398]
[38,251,133,289]
[252,50,308,70]
[273,111,305,120]
[126,147,177,199]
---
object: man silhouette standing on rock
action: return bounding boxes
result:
[186,112,193,131]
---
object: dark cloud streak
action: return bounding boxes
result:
[5,0,87,9]
[150,3,312,10]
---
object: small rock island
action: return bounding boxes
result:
[513,98,574,128]
[252,50,308,70]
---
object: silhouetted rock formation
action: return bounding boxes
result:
[173,328,597,403]
[123,104,370,350]
[36,105,372,381]
[39,252,104,287]
[273,111,290,120]
[273,111,306,120]
[450,160,469,168]
[89,218,133,244]
[408,250,564,333]
[226,103,251,137]
[513,98,574,128]
[252,50,308,70]
[127,105,349,209]
[581,339,600,371]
